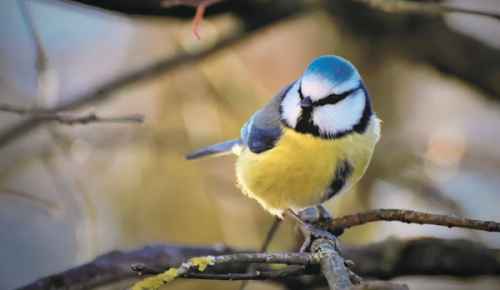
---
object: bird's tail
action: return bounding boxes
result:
[184,139,245,161]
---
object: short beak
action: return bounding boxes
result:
[299,97,313,108]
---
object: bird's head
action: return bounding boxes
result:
[280,55,373,139]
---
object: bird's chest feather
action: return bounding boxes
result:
[236,125,377,213]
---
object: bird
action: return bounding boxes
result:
[185,55,381,250]
[161,0,224,40]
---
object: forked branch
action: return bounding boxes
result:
[128,252,322,290]
[16,210,500,290]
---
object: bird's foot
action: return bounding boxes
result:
[316,205,332,219]
[314,205,345,237]
[285,209,342,254]
[298,222,342,254]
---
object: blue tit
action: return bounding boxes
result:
[185,55,381,218]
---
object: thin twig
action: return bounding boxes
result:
[0,103,144,125]
[132,263,311,280]
[18,0,60,106]
[0,0,305,149]
[128,252,321,290]
[240,217,283,290]
[0,187,60,211]
[356,0,500,20]
[183,269,309,280]
[199,252,319,265]
[18,0,49,73]
[329,209,500,232]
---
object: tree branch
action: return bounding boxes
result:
[126,237,377,290]
[0,103,144,125]
[15,244,250,290]
[64,0,250,19]
[0,0,305,148]
[353,281,409,290]
[348,237,500,279]
[182,268,310,280]
[18,236,500,290]
[355,0,500,20]
[127,252,322,290]
[323,0,500,100]
[311,239,351,290]
[127,236,376,290]
[133,259,365,286]
[328,209,500,232]
[0,187,60,212]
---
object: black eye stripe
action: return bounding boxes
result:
[312,86,361,107]
[298,82,304,101]
[313,91,350,106]
[297,83,361,107]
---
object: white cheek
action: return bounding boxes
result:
[281,81,302,127]
[312,90,365,135]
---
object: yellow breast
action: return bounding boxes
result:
[236,118,380,216]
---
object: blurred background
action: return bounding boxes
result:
[1,0,500,290]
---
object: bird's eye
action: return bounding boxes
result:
[315,88,359,106]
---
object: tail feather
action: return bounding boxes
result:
[185,139,245,161]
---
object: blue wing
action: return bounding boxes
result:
[185,81,294,160]
[241,82,294,154]
[241,112,282,154]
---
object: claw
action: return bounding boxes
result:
[298,223,342,254]
[285,209,342,254]
[316,205,332,219]
[299,235,312,253]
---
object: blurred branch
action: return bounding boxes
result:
[63,0,267,19]
[16,243,248,290]
[0,187,60,212]
[16,237,500,290]
[0,0,305,149]
[393,174,466,217]
[353,281,409,290]
[347,237,500,279]
[356,0,500,20]
[329,209,500,232]
[18,0,50,76]
[4,0,498,147]
[0,103,144,125]
[323,0,500,100]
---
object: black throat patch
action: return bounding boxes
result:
[294,106,318,136]
[324,160,354,202]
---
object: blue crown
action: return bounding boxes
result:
[304,56,356,83]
